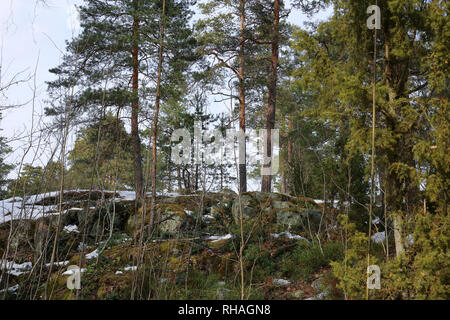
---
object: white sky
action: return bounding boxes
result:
[0,0,331,189]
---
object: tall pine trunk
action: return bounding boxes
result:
[281,115,292,194]
[261,0,279,193]
[238,0,247,193]
[131,0,143,203]
[149,0,166,234]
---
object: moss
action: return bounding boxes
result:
[68,253,87,267]
[97,272,133,299]
[103,243,138,265]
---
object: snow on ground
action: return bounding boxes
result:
[0,284,19,293]
[273,279,291,286]
[123,266,137,271]
[62,268,86,275]
[45,261,70,268]
[271,231,310,242]
[207,234,233,242]
[305,291,327,300]
[63,225,79,233]
[0,259,71,276]
[85,249,99,259]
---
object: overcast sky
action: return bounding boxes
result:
[0,0,331,188]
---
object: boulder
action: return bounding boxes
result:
[272,200,302,227]
[34,219,49,262]
[158,204,188,235]
[9,219,33,251]
[276,211,302,227]
[231,194,257,224]
[272,200,290,210]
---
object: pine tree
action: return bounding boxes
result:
[196,0,250,193]
[46,0,196,203]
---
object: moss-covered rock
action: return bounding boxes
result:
[231,194,259,224]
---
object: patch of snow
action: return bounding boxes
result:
[77,242,88,252]
[207,234,233,242]
[313,199,341,208]
[271,232,310,242]
[45,261,69,268]
[62,268,86,275]
[85,249,99,259]
[373,217,380,225]
[305,291,327,300]
[63,225,79,233]
[116,191,136,201]
[0,284,19,293]
[273,279,291,286]
[161,192,181,197]
[0,260,32,276]
[202,215,214,220]
[405,234,414,248]
[371,232,385,244]
[115,271,123,275]
[124,266,137,271]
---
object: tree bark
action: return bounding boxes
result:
[131,0,144,203]
[281,115,292,194]
[149,0,166,234]
[261,0,280,193]
[177,167,182,191]
[238,0,247,193]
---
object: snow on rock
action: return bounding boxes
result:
[0,189,192,223]
[115,191,136,201]
[271,231,310,242]
[313,199,341,208]
[207,234,233,242]
[371,232,385,244]
[0,260,32,276]
[0,197,58,223]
